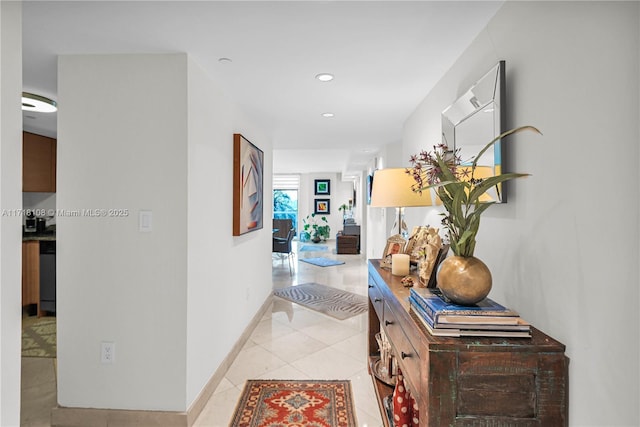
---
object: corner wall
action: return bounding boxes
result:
[56,52,275,421]
[402,2,639,425]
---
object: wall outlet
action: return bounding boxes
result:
[101,341,115,364]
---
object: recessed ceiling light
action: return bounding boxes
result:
[218,57,232,63]
[321,112,334,118]
[315,73,334,82]
[22,92,57,113]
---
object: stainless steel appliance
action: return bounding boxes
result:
[39,240,56,313]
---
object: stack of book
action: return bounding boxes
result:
[409,287,531,338]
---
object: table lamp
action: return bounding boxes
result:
[369,168,433,238]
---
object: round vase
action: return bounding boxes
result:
[311,236,321,243]
[437,256,492,305]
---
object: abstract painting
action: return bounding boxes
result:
[233,134,264,235]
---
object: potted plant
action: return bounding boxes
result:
[407,125,540,304]
[302,213,331,243]
[338,202,353,222]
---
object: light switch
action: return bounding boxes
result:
[139,210,152,232]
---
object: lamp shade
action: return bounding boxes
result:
[370,168,432,207]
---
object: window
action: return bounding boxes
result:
[273,175,300,236]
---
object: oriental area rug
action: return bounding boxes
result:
[273,283,368,320]
[229,379,357,427]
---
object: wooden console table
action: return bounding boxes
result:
[367,260,569,426]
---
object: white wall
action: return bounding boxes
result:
[57,52,274,414]
[0,2,24,425]
[185,57,272,406]
[400,2,639,425]
[299,172,353,240]
[57,54,189,411]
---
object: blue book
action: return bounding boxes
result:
[410,287,520,325]
[409,297,531,338]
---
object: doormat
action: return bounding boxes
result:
[273,283,368,320]
[230,379,357,427]
[300,257,344,267]
[22,316,56,358]
[299,245,328,252]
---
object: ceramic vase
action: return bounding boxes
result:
[437,255,492,305]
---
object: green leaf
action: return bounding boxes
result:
[468,172,530,203]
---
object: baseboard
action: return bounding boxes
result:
[51,295,274,427]
[186,294,273,425]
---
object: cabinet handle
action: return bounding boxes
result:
[368,284,374,288]
[384,320,393,326]
[374,298,382,302]
[401,351,410,359]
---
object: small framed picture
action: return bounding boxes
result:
[314,199,330,214]
[314,179,330,195]
[379,234,407,269]
[383,234,407,258]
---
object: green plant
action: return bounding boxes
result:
[302,213,331,242]
[407,125,541,257]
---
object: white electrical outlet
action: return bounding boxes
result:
[101,341,115,364]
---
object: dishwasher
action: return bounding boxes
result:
[39,240,56,313]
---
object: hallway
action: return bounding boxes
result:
[194,243,379,426]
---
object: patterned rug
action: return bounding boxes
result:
[22,316,56,358]
[230,379,357,427]
[300,257,345,267]
[273,283,368,320]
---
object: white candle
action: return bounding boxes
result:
[391,254,410,276]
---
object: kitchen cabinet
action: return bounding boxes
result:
[23,131,56,192]
[367,260,569,426]
[22,240,40,313]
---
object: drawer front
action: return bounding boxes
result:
[383,301,421,399]
[368,280,384,321]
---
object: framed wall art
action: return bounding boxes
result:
[314,199,330,214]
[233,133,264,236]
[314,179,330,195]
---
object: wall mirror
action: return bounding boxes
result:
[441,61,506,203]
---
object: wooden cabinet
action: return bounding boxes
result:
[23,131,56,192]
[367,260,569,426]
[22,241,40,313]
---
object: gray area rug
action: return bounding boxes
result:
[273,283,368,320]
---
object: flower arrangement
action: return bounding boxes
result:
[407,125,541,258]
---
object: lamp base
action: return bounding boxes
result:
[391,207,408,239]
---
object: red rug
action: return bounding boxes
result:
[230,379,358,427]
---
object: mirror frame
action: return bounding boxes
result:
[441,61,507,203]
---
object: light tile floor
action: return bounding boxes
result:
[193,242,383,427]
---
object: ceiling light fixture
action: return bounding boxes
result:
[321,112,334,118]
[315,73,334,82]
[218,57,232,63]
[22,92,57,113]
